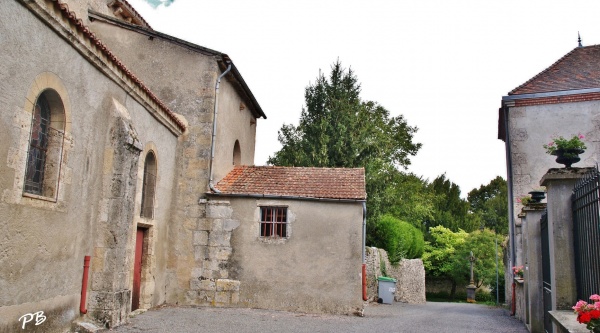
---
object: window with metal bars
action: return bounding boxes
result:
[140,152,157,219]
[260,207,287,238]
[24,90,65,199]
[24,95,50,195]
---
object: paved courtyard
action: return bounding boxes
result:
[107,301,529,333]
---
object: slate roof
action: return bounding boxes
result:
[510,45,600,95]
[214,166,366,201]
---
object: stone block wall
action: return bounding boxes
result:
[185,200,240,307]
[365,247,426,303]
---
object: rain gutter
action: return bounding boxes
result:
[502,87,600,101]
[207,192,366,204]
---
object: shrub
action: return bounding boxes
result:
[374,215,424,264]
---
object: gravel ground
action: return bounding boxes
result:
[107,302,529,333]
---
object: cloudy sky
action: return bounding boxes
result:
[127,0,600,195]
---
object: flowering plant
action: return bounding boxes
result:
[512,265,524,278]
[517,196,531,205]
[573,294,600,332]
[543,134,587,156]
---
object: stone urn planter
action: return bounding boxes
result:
[528,191,546,203]
[552,148,584,168]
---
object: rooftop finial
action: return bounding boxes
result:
[578,32,583,47]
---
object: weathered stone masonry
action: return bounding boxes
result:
[187,199,240,306]
[88,115,142,328]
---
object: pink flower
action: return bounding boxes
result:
[579,134,585,140]
[591,294,600,302]
[548,142,554,146]
[573,300,589,312]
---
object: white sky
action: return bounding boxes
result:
[128,0,600,196]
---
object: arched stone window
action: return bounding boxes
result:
[233,140,241,166]
[140,151,157,219]
[23,89,66,199]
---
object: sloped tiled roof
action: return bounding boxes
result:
[510,45,600,95]
[214,166,366,201]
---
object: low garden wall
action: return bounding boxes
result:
[365,247,426,303]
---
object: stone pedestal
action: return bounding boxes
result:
[466,284,476,303]
[540,168,593,310]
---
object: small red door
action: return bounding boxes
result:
[132,228,144,311]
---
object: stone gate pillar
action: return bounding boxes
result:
[521,203,546,333]
[540,168,592,311]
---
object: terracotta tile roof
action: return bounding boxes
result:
[214,166,366,201]
[48,0,186,133]
[510,45,600,95]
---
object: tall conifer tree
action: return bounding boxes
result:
[269,61,421,243]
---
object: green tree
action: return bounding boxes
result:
[422,226,504,299]
[450,229,504,289]
[422,226,468,298]
[268,61,422,244]
[384,173,435,231]
[426,174,476,234]
[467,176,509,235]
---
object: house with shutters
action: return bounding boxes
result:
[0,1,366,332]
[498,41,600,328]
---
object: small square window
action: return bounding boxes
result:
[260,207,287,238]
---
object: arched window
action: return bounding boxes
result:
[140,151,157,219]
[233,140,241,166]
[24,90,65,198]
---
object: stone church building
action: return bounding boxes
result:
[0,1,366,332]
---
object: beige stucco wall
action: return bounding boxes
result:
[212,80,258,181]
[507,101,600,222]
[0,2,178,331]
[225,197,364,315]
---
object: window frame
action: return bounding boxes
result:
[140,151,157,219]
[22,89,66,201]
[259,206,288,238]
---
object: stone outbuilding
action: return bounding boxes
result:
[210,166,367,315]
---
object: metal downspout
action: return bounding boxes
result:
[362,202,368,301]
[208,62,232,193]
[362,202,366,262]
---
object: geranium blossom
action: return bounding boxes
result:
[573,295,600,331]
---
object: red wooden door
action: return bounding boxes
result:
[132,228,144,311]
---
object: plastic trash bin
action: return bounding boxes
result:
[377,276,397,304]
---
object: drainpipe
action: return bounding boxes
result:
[503,104,517,313]
[208,62,232,193]
[362,202,368,301]
[80,255,90,314]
